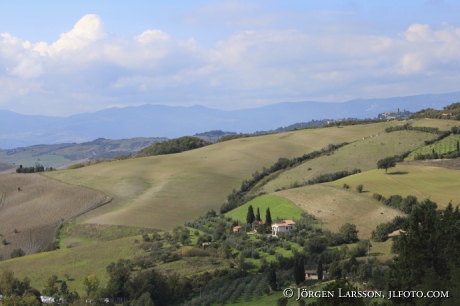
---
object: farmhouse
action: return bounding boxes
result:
[305,270,328,280]
[233,225,244,233]
[271,220,296,236]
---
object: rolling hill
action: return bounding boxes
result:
[326,165,460,208]
[42,121,400,230]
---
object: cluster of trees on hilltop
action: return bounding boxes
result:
[410,102,460,120]
[15,164,55,173]
[138,136,210,156]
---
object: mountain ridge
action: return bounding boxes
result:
[1,91,460,149]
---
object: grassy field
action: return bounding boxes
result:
[0,236,140,294]
[225,195,303,223]
[42,121,400,230]
[14,154,71,169]
[59,221,160,248]
[405,134,460,160]
[326,165,460,208]
[275,185,405,239]
[260,130,435,193]
[0,174,106,260]
[411,118,460,130]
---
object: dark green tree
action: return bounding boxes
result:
[339,223,359,243]
[268,264,277,290]
[387,199,460,305]
[457,140,459,152]
[317,259,323,281]
[377,157,396,173]
[246,205,255,224]
[265,207,272,227]
[256,207,261,222]
[293,256,305,285]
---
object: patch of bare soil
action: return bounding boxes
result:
[401,158,460,170]
[0,173,106,260]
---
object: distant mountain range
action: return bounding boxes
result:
[1,91,460,149]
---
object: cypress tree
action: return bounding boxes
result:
[457,140,459,152]
[293,257,301,285]
[268,264,277,290]
[256,207,261,222]
[300,257,305,283]
[317,259,323,281]
[246,205,255,224]
[266,208,272,227]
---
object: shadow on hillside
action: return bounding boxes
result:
[387,171,408,175]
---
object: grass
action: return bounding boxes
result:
[226,194,303,223]
[14,154,71,168]
[411,118,460,130]
[326,165,460,208]
[275,185,405,239]
[405,134,460,160]
[260,130,435,193]
[59,220,160,248]
[42,121,400,230]
[0,235,139,294]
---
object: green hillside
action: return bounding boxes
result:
[43,121,399,230]
[225,194,303,223]
[411,118,460,130]
[260,130,435,193]
[405,134,460,160]
[326,165,460,208]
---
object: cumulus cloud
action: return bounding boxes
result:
[0,12,460,115]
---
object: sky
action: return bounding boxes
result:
[0,0,460,116]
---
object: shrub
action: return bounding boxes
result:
[10,248,25,258]
[356,184,364,193]
[372,193,382,201]
[343,184,350,189]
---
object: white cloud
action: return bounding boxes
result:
[1,13,460,115]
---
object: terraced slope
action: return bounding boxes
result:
[260,130,435,193]
[43,122,399,230]
[275,185,405,238]
[326,165,460,208]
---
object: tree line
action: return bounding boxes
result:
[137,136,210,156]
[15,164,55,173]
[220,142,349,213]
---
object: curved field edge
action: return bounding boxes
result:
[225,194,303,223]
[259,130,436,194]
[274,185,405,239]
[42,122,400,230]
[325,165,460,208]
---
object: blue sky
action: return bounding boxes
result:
[0,0,459,116]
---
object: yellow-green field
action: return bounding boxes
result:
[326,165,460,208]
[411,118,460,130]
[260,130,435,193]
[225,194,303,223]
[405,134,460,160]
[0,236,139,294]
[43,122,399,230]
[274,185,405,238]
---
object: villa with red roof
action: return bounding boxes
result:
[271,220,296,236]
